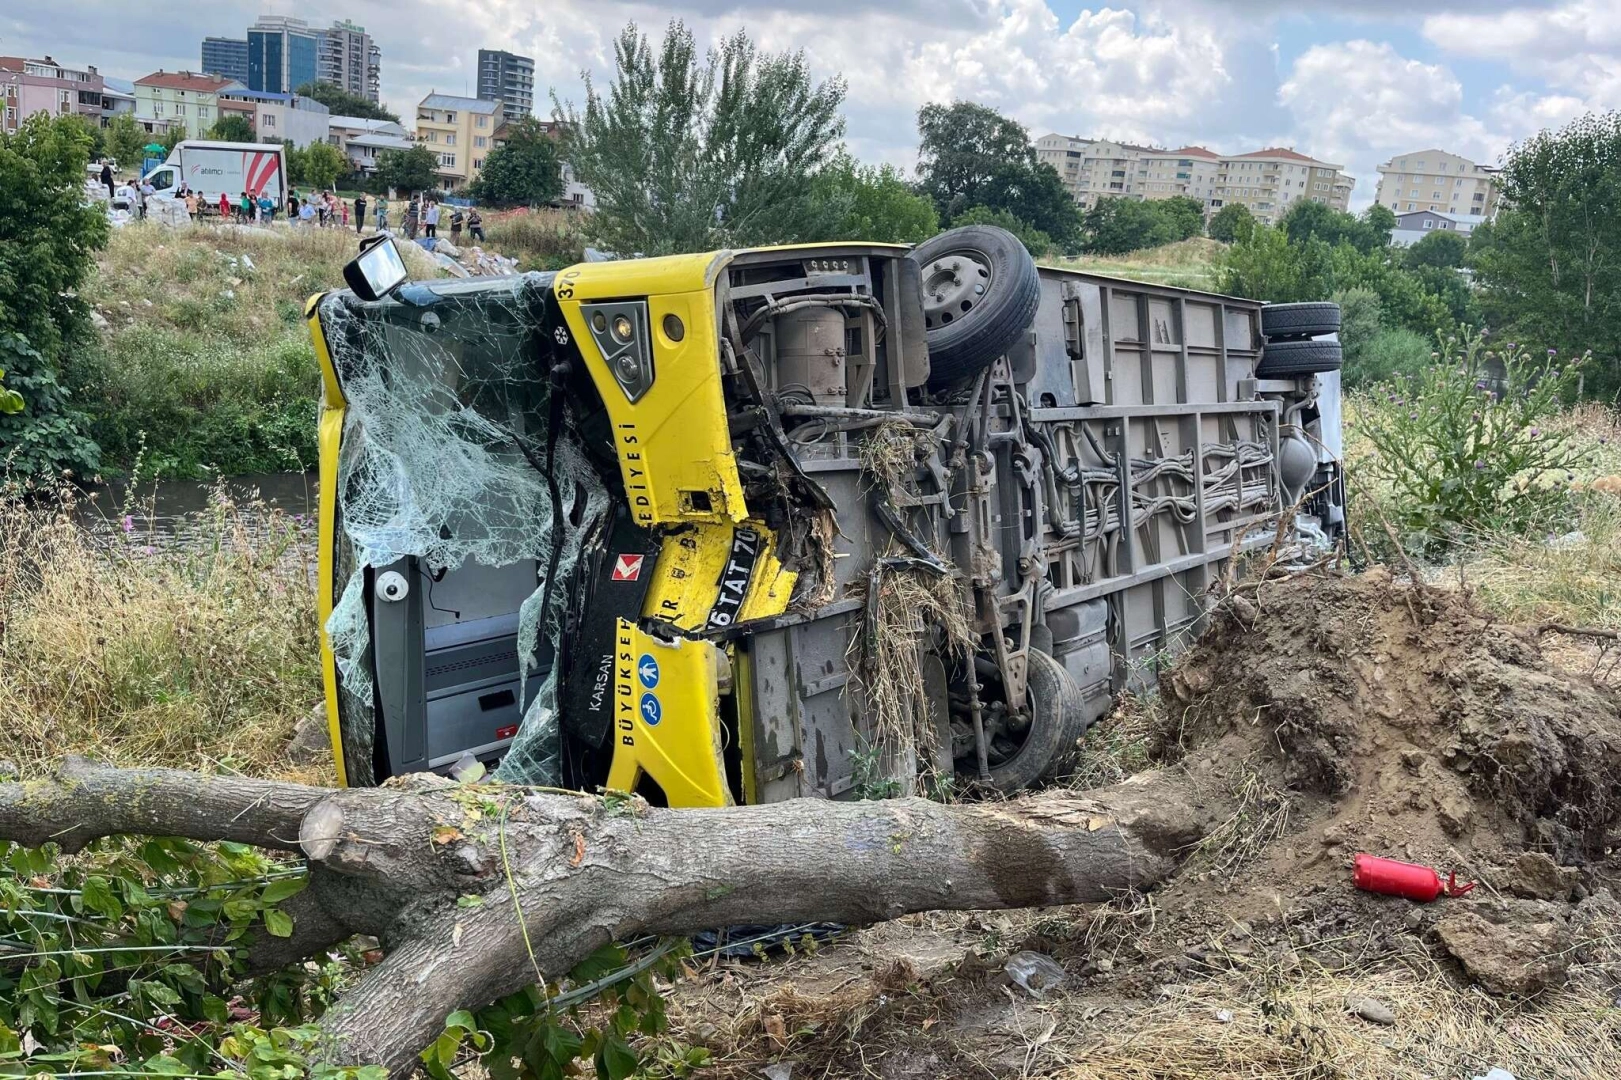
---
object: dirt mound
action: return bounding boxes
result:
[1166,567,1621,868]
[666,570,1621,1078]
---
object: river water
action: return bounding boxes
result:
[80,471,318,547]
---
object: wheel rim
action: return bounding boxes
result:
[921,248,993,331]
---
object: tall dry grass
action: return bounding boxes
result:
[481,207,591,270]
[0,486,322,776]
[1049,237,1225,290]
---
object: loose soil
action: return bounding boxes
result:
[666,569,1621,1079]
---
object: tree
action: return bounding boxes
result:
[1363,203,1396,246]
[104,112,145,173]
[1207,202,1255,244]
[1155,195,1206,242]
[209,113,256,143]
[299,140,350,192]
[953,205,1053,256]
[1080,196,1175,255]
[296,80,400,123]
[561,21,847,255]
[1279,200,1393,254]
[374,145,440,196]
[468,117,562,207]
[1471,111,1621,399]
[807,156,938,244]
[62,112,105,161]
[914,101,1082,247]
[1404,228,1468,270]
[0,755,1224,1076]
[159,123,188,154]
[0,114,107,476]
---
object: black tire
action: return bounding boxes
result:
[1256,339,1343,378]
[983,649,1089,794]
[1261,301,1339,340]
[909,225,1040,388]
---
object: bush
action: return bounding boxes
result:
[1206,203,1254,243]
[952,205,1053,256]
[1346,327,1433,387]
[482,208,591,270]
[1353,333,1593,553]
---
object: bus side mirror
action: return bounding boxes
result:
[345,235,410,302]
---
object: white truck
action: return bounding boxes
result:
[140,140,287,212]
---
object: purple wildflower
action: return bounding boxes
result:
[1474,460,1487,470]
[121,514,133,532]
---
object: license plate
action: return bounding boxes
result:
[705,527,761,630]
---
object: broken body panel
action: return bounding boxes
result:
[313,239,1341,805]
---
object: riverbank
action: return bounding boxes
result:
[74,223,435,480]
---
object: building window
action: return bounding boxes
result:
[474,135,487,148]
[445,133,455,145]
[473,157,483,170]
[445,111,456,123]
[1405,202,1414,211]
[439,153,455,167]
[476,115,486,127]
[263,114,275,128]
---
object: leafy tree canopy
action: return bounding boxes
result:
[1403,228,1468,270]
[374,145,440,196]
[1470,111,1621,398]
[468,117,563,208]
[953,205,1054,257]
[208,113,256,143]
[0,114,108,476]
[807,155,938,245]
[914,101,1081,247]
[1206,202,1255,243]
[1077,195,1205,256]
[104,113,146,173]
[159,123,188,155]
[561,20,847,255]
[1279,200,1392,254]
[296,80,399,123]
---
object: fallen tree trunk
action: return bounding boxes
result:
[0,757,1231,1075]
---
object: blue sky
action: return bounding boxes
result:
[5,0,1614,207]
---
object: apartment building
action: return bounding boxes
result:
[134,70,240,134]
[1034,134,1160,207]
[201,38,250,84]
[1212,148,1352,224]
[1135,146,1220,202]
[0,56,105,134]
[1036,134,1354,223]
[477,49,535,123]
[415,93,501,188]
[217,87,331,146]
[1373,149,1499,217]
[320,20,380,104]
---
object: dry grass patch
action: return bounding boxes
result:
[0,487,323,778]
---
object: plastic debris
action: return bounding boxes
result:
[763,1065,793,1080]
[447,752,486,784]
[1005,950,1067,998]
[1473,1070,1516,1080]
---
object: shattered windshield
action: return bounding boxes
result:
[319,273,610,786]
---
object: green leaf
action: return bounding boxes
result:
[596,1032,638,1080]
[81,874,123,920]
[263,908,294,938]
[456,894,485,908]
[569,941,626,984]
[143,1053,190,1075]
[260,878,308,905]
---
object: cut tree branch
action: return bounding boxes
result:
[0,761,1231,1077]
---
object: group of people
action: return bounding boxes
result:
[399,196,483,245]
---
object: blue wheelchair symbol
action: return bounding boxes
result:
[638,654,660,689]
[640,692,662,726]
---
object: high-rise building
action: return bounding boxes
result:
[248,15,319,96]
[1036,134,1354,224]
[320,20,380,104]
[201,37,249,85]
[476,49,534,123]
[1373,149,1500,218]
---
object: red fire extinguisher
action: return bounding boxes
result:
[1353,853,1476,902]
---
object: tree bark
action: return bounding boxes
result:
[0,761,1229,1076]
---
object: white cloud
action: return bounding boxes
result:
[1424,1,1621,107]
[1278,40,1511,206]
